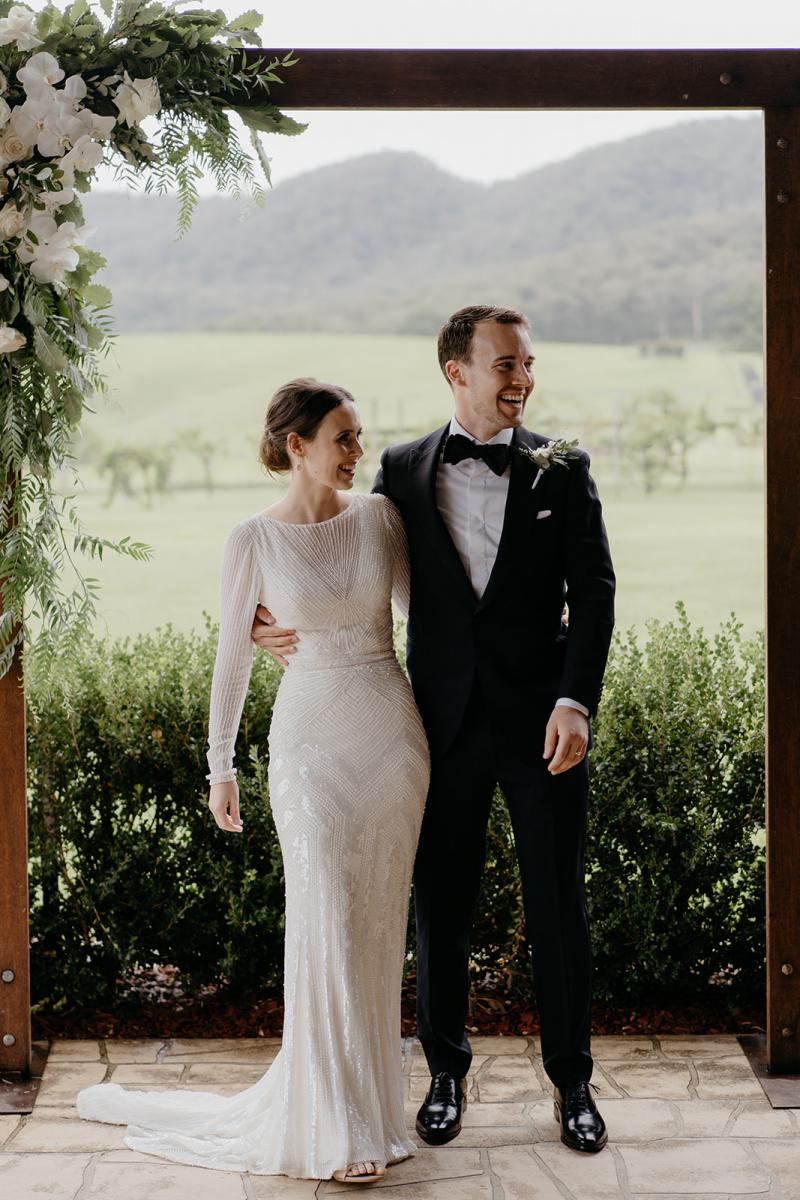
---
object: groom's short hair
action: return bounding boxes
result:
[437,305,530,379]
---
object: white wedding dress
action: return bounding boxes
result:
[76,491,430,1178]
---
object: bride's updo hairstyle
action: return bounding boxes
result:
[259,377,356,476]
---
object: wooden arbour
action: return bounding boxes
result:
[1,48,797,1083]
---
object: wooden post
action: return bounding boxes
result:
[764,108,800,1075]
[0,469,31,1072]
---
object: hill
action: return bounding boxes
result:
[82,116,763,346]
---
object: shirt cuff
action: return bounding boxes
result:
[555,697,590,717]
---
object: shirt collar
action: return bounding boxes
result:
[448,414,515,447]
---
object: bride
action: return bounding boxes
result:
[76,377,430,1185]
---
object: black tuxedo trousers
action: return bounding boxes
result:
[413,679,593,1089]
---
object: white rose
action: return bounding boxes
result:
[0,6,42,52]
[112,72,161,127]
[0,273,9,292]
[0,324,26,353]
[0,98,10,129]
[0,204,25,240]
[0,174,8,196]
[0,126,30,164]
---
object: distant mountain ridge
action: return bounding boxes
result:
[82,116,763,346]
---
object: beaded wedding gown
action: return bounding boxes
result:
[76,492,430,1179]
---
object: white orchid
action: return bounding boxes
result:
[112,72,161,127]
[17,212,86,283]
[60,134,103,174]
[17,52,64,95]
[0,6,42,52]
[11,93,84,158]
[61,74,87,108]
[0,324,26,353]
[77,108,116,142]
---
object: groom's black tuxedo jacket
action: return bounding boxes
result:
[373,423,616,761]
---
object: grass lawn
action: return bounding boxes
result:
[54,332,764,643]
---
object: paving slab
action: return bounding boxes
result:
[10,1115,127,1153]
[694,1055,764,1099]
[0,1114,21,1144]
[658,1035,744,1057]
[110,1063,186,1084]
[469,1036,530,1056]
[0,1151,91,1200]
[619,1139,771,1193]
[730,1099,797,1136]
[602,1059,693,1098]
[672,1099,739,1137]
[163,1038,280,1064]
[37,1061,108,1103]
[749,1138,800,1198]
[591,1037,658,1061]
[475,1057,544,1102]
[104,1039,165,1063]
[533,1141,623,1197]
[324,1147,484,1193]
[87,1158,248,1198]
[7,1034,798,1198]
[48,1039,102,1061]
[489,1145,565,1199]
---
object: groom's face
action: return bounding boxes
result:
[446,321,535,441]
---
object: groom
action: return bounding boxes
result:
[252,304,616,1154]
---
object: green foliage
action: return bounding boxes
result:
[27,613,285,1006]
[0,0,303,690]
[26,607,765,1010]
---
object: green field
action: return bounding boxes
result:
[59,333,764,641]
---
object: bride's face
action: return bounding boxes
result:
[297,400,364,490]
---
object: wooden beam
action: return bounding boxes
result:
[764,107,800,1075]
[241,48,800,110]
[0,544,31,1074]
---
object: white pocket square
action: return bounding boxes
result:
[536,510,552,520]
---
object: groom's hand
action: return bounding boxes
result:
[250,603,298,667]
[543,705,589,774]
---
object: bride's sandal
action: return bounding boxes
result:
[332,1160,386,1185]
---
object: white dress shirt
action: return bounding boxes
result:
[436,415,589,718]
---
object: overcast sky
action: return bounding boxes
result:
[69,0,797,188]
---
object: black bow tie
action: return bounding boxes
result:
[442,433,511,476]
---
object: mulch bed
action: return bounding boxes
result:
[31,966,765,1042]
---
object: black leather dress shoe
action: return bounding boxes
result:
[554,1081,608,1152]
[415,1072,467,1145]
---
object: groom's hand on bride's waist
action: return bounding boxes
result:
[543,706,589,774]
[251,603,298,667]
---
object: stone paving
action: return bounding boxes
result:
[1,1034,798,1198]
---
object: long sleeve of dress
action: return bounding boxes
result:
[379,494,410,620]
[206,521,263,786]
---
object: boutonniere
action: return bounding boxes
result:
[516,438,581,491]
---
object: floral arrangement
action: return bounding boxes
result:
[0,0,301,687]
[517,437,581,491]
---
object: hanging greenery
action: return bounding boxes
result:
[0,0,303,689]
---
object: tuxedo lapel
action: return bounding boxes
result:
[409,425,476,605]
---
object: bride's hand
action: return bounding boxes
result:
[208,781,244,833]
[250,603,298,667]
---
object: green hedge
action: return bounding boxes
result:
[25,604,765,1012]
